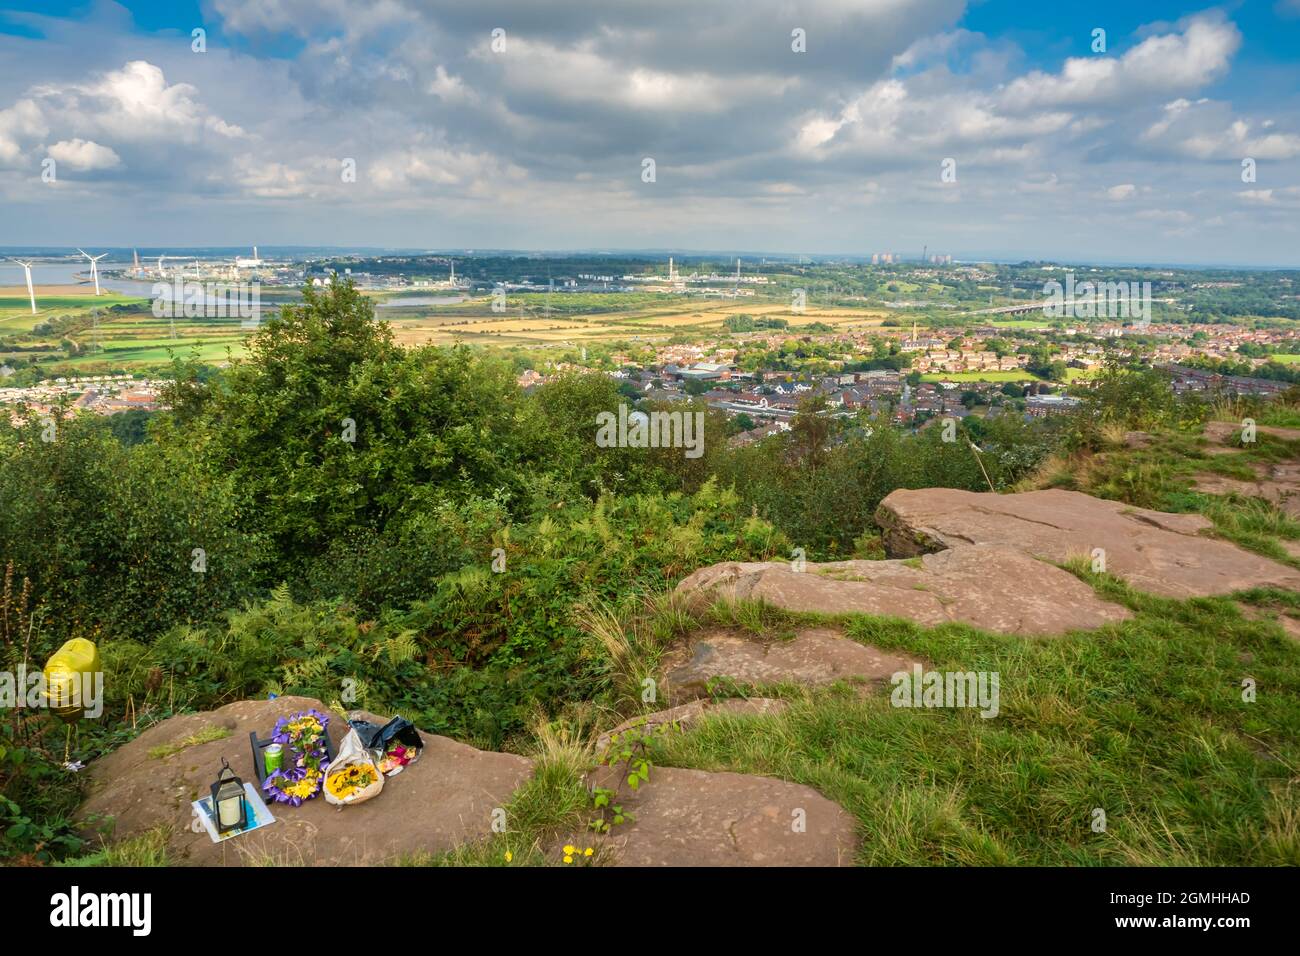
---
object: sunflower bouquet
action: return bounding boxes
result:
[263,709,331,806]
[325,762,379,801]
[322,727,386,806]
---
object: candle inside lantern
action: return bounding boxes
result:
[210,758,248,834]
[217,791,244,829]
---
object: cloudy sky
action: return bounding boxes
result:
[1,0,1298,264]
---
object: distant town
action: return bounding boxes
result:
[2,251,1298,440]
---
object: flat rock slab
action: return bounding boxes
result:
[660,627,922,703]
[566,765,858,866]
[1236,603,1300,643]
[78,697,532,866]
[1193,461,1300,517]
[1204,420,1300,445]
[677,543,1130,636]
[595,698,788,753]
[877,487,1300,599]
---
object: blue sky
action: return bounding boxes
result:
[1,1,1298,265]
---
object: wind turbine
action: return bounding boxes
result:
[8,259,36,314]
[76,249,108,295]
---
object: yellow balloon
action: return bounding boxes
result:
[42,638,100,724]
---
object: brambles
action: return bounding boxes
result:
[588,721,673,835]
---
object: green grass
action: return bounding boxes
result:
[1258,406,1300,429]
[59,827,173,867]
[417,575,1300,867]
[146,725,231,759]
[642,584,1300,865]
[920,370,1043,383]
[1063,421,1300,565]
[400,725,593,867]
[989,318,1053,329]
[0,294,147,329]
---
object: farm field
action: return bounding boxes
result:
[4,286,908,370]
[987,317,1055,329]
[0,289,149,332]
[382,293,892,347]
[920,370,1044,383]
[0,297,248,372]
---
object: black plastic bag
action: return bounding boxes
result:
[348,715,422,754]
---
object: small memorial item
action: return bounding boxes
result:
[263,743,284,773]
[210,758,248,834]
[191,783,275,843]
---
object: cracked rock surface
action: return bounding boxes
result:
[77,698,533,866]
[876,487,1300,599]
[560,765,858,866]
[659,626,926,702]
[676,543,1131,636]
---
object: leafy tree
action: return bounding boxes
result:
[178,278,530,561]
[106,409,154,447]
[0,413,264,641]
[683,378,711,396]
[726,412,757,435]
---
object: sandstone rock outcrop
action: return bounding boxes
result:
[78,697,532,866]
[1193,461,1300,517]
[1204,420,1300,445]
[677,543,1131,635]
[80,696,860,867]
[595,697,788,753]
[566,765,858,866]
[876,487,1300,598]
[659,627,924,703]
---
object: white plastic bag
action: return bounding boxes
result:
[323,728,385,807]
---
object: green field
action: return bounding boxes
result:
[46,338,246,368]
[0,293,149,332]
[0,297,250,372]
[921,370,1044,383]
[989,318,1054,329]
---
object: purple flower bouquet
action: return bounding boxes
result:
[262,709,331,806]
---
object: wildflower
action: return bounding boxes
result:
[504,851,513,863]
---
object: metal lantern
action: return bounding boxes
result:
[211,758,248,834]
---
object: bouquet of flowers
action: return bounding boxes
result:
[263,709,331,806]
[322,727,385,806]
[325,762,379,801]
[377,742,415,775]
